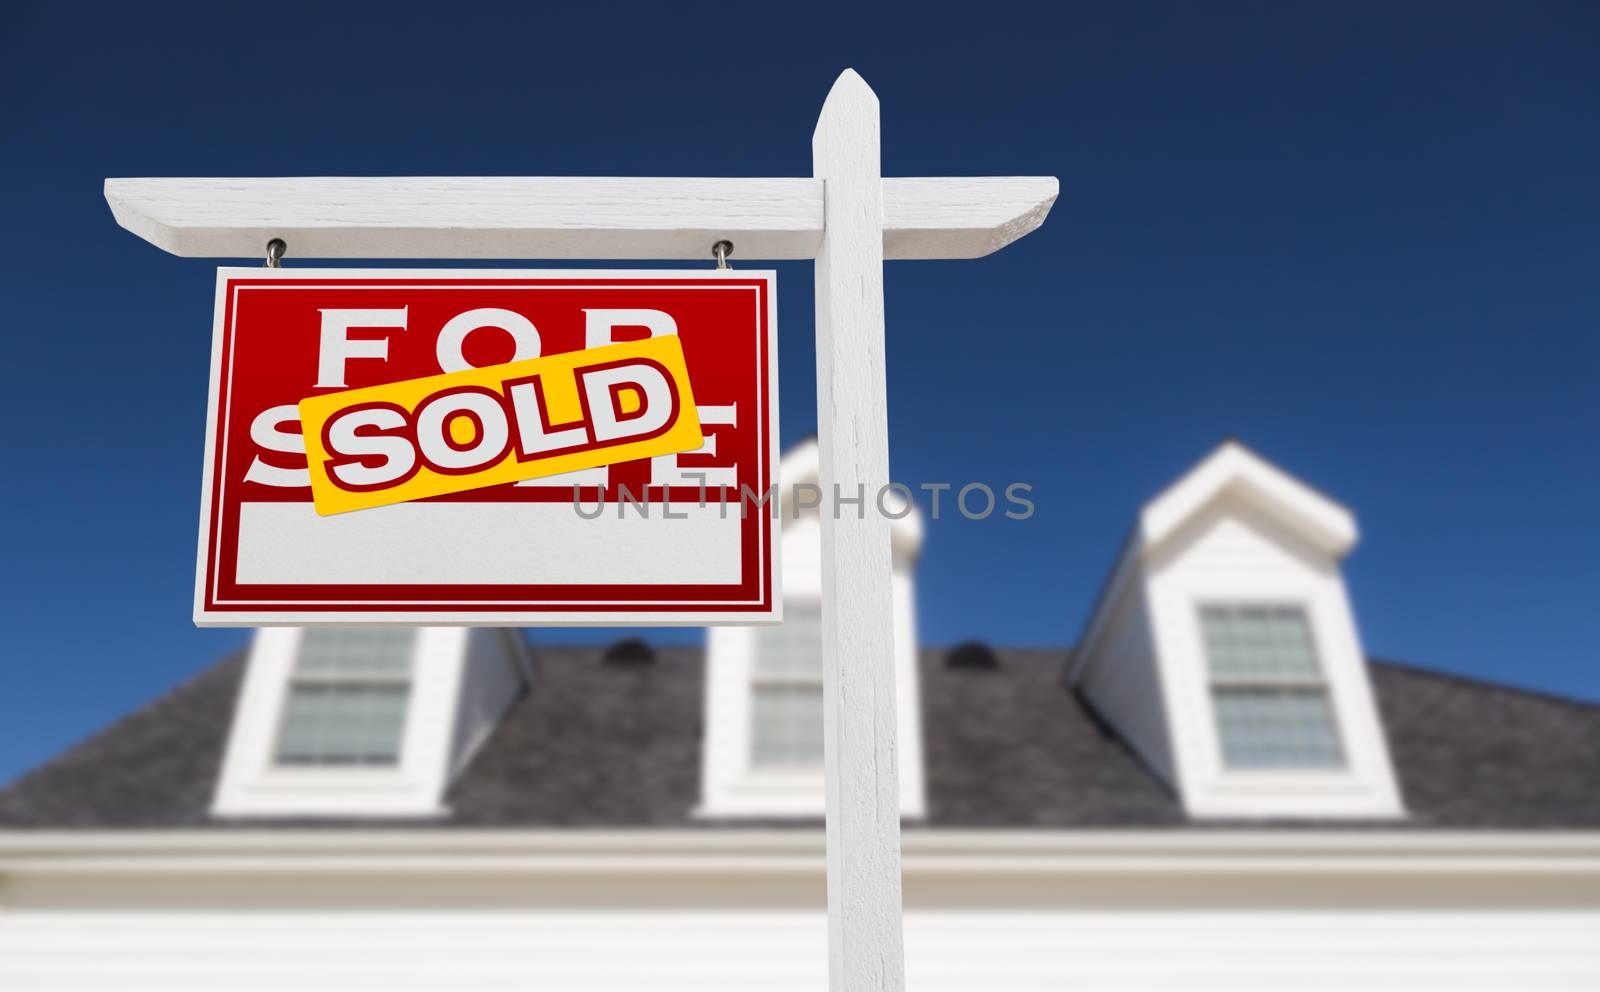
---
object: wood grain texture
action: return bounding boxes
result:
[813,70,906,992]
[103,176,1056,260]
[883,176,1058,259]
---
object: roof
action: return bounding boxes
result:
[1,646,1597,830]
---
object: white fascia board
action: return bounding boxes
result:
[4,829,1599,876]
[1140,442,1358,561]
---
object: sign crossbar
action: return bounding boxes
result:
[105,175,1056,262]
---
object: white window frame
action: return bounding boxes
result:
[1152,562,1405,820]
[698,616,827,818]
[1199,602,1346,772]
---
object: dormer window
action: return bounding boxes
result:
[275,629,417,767]
[1201,604,1343,770]
[212,627,530,818]
[750,600,824,770]
[1071,441,1405,820]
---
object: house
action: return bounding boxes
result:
[2,440,1597,990]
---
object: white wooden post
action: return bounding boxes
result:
[813,69,904,992]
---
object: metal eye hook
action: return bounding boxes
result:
[712,240,733,270]
[265,238,287,268]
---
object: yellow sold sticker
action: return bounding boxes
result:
[299,335,702,515]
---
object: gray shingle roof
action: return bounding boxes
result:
[1372,660,1600,828]
[1,645,1596,830]
[0,652,245,829]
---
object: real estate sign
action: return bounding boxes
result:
[195,269,779,626]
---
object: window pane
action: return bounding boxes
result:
[1201,605,1321,680]
[750,604,823,768]
[753,604,822,679]
[751,683,824,768]
[276,628,416,766]
[295,628,415,677]
[276,683,410,765]
[1212,687,1342,769]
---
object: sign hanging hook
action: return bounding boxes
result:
[265,238,287,269]
[711,240,733,270]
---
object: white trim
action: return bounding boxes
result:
[7,831,1596,990]
[1141,441,1357,560]
[3,829,1598,871]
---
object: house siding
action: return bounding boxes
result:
[1075,576,1177,787]
[3,892,1597,989]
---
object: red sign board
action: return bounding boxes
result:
[196,269,780,626]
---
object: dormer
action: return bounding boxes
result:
[212,627,531,818]
[698,439,927,818]
[1070,441,1405,820]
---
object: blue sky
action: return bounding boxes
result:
[2,1,1597,786]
